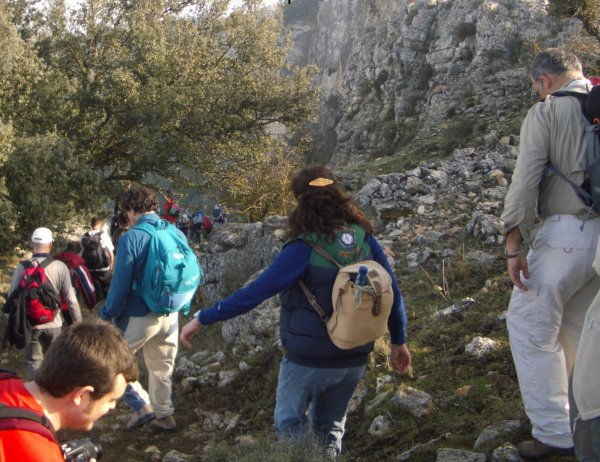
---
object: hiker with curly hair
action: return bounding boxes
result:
[101,186,187,433]
[181,165,410,458]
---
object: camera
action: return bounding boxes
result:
[61,438,103,462]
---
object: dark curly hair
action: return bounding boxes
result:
[119,185,159,214]
[288,165,373,239]
[116,210,131,228]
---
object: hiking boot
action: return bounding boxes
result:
[517,438,575,460]
[126,404,156,431]
[150,414,177,432]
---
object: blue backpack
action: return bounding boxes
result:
[134,220,202,315]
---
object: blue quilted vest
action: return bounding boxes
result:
[279,223,375,368]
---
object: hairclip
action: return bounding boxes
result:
[308,177,334,187]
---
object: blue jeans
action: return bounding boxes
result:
[274,356,366,457]
[574,416,600,461]
[123,383,148,412]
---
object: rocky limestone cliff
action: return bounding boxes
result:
[284,0,583,171]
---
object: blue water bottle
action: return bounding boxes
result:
[357,265,368,286]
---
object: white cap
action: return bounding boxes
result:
[31,227,54,244]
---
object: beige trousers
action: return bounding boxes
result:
[507,215,600,448]
[124,312,179,418]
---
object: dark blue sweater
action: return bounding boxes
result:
[198,235,407,367]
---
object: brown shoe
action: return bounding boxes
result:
[150,414,177,432]
[517,438,574,460]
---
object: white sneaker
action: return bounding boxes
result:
[126,404,156,431]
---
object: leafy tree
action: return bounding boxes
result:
[0,121,17,252]
[3,133,85,237]
[0,2,46,249]
[0,0,317,246]
[3,0,44,41]
[217,146,300,221]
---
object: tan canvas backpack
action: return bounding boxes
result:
[299,244,394,350]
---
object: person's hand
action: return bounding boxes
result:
[180,317,203,349]
[507,255,529,291]
[391,343,411,375]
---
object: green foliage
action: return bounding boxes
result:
[550,0,600,38]
[1,133,97,241]
[0,120,17,252]
[0,3,44,129]
[2,0,44,41]
[217,148,300,221]
[0,0,318,248]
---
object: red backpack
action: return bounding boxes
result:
[54,252,97,310]
[17,259,62,325]
[2,259,62,349]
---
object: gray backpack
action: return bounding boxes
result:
[546,87,600,215]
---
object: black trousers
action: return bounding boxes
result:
[91,269,113,301]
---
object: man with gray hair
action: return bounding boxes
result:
[501,48,599,459]
[7,227,82,377]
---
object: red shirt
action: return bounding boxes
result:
[161,199,178,224]
[0,378,63,462]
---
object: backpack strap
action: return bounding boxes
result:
[129,219,169,293]
[545,161,596,207]
[296,240,340,323]
[0,369,18,380]
[37,257,54,270]
[552,90,591,121]
[23,257,54,269]
[297,280,329,322]
[303,241,343,269]
[20,260,34,270]
[296,236,368,324]
[0,370,58,443]
[546,89,600,222]
[0,404,58,443]
[135,219,168,236]
[300,233,369,266]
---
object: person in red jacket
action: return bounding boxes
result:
[160,190,179,224]
[54,242,97,321]
[0,319,138,462]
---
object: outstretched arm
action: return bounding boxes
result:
[391,344,411,374]
[180,241,312,347]
[180,317,202,348]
